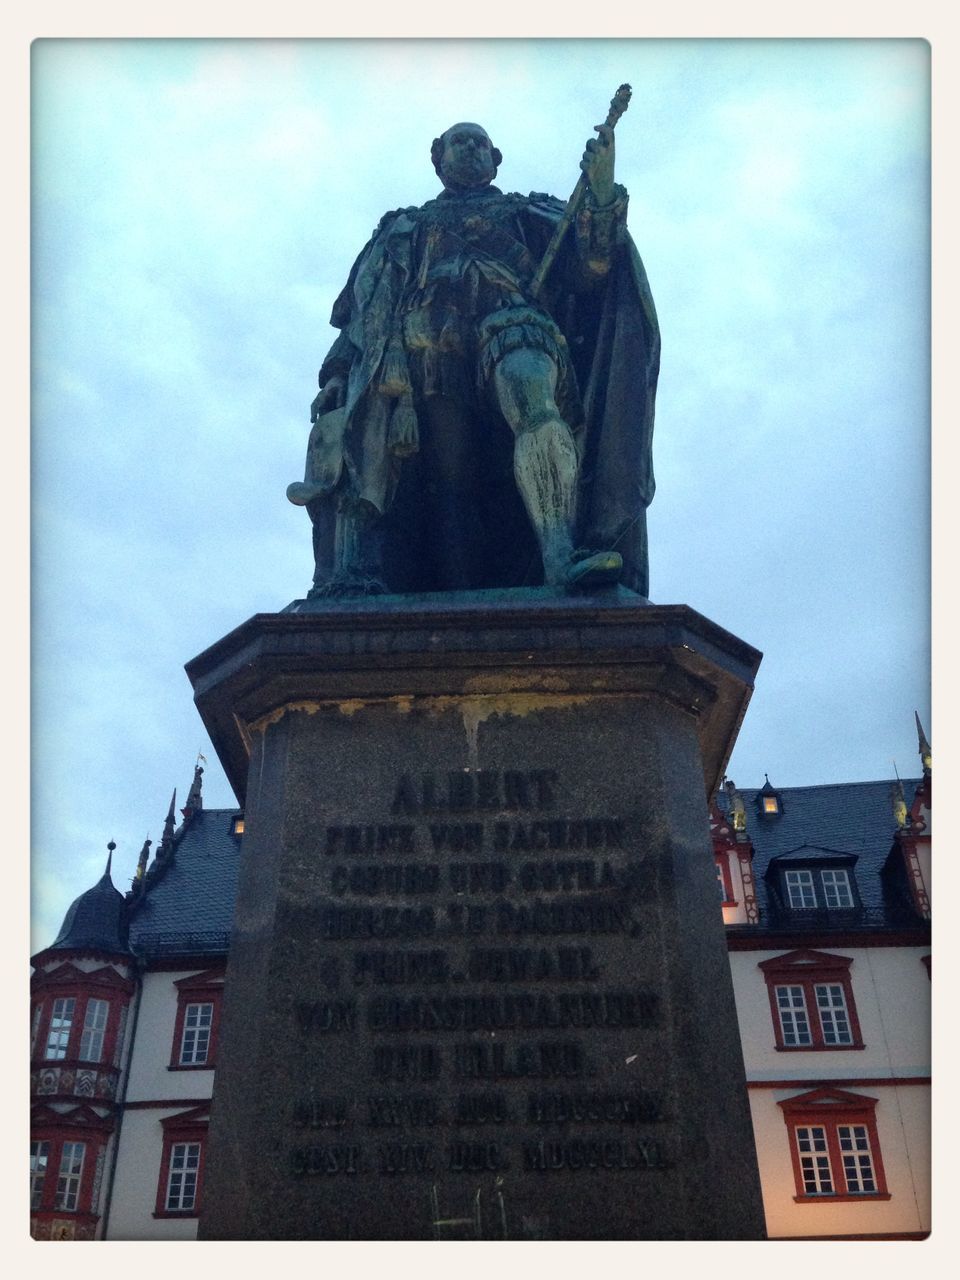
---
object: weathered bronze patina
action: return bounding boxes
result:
[289,89,660,598]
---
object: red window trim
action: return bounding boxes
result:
[169,968,225,1071]
[759,949,864,1051]
[778,1087,891,1203]
[30,988,126,1070]
[153,1107,209,1219]
[715,852,738,906]
[30,962,133,1070]
[30,1108,112,1219]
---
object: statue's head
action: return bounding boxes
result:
[431,122,502,191]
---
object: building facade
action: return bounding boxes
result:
[30,727,932,1240]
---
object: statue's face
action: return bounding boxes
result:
[438,123,497,190]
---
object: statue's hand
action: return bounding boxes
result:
[580,123,615,207]
[311,375,347,422]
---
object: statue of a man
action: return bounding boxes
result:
[291,117,660,597]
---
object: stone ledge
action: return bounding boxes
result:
[186,595,761,807]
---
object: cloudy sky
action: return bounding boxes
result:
[30,38,930,953]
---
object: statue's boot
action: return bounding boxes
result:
[308,498,387,598]
[566,548,623,590]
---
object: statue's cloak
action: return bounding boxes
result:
[314,189,660,596]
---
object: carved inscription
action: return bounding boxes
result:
[288,767,668,1180]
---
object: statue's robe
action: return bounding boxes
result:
[311,182,660,596]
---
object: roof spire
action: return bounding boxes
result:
[161,789,176,843]
[915,712,932,775]
[105,839,116,877]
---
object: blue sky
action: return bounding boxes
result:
[30,38,930,953]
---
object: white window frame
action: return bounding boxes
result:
[179,1002,214,1066]
[784,869,816,909]
[838,1124,878,1194]
[820,868,854,908]
[775,984,813,1046]
[79,997,109,1062]
[795,1125,834,1195]
[814,983,853,1045]
[54,1141,85,1211]
[45,996,76,1060]
[31,1140,49,1210]
[165,1141,201,1211]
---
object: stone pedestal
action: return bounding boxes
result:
[187,590,765,1240]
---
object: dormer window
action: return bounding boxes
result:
[756,775,783,818]
[782,865,857,911]
[231,815,245,837]
[767,849,861,922]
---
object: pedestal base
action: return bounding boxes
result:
[187,592,765,1239]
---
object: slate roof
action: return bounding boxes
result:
[116,776,928,960]
[717,778,927,934]
[127,809,242,959]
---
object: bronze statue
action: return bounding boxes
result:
[289,88,660,598]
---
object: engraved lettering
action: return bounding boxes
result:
[366,1095,440,1127]
[317,906,435,940]
[331,864,440,896]
[378,1143,436,1174]
[522,1138,668,1172]
[495,899,633,936]
[352,950,450,986]
[390,771,561,817]
[453,1040,591,1080]
[325,825,418,856]
[445,904,486,935]
[364,990,657,1032]
[448,1141,508,1172]
[448,861,510,893]
[454,1092,509,1125]
[372,1044,441,1082]
[295,1000,357,1034]
[468,946,601,983]
[292,1096,349,1129]
[290,1144,362,1175]
[525,1091,664,1125]
[488,819,625,854]
[429,824,484,854]
[390,775,419,816]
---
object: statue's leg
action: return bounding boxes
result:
[491,348,581,585]
[307,493,386,598]
[420,396,486,590]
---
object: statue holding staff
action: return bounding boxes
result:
[289,86,660,598]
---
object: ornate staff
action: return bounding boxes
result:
[529,83,632,301]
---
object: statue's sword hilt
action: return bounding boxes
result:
[529,83,632,301]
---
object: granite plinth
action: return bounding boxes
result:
[189,592,765,1239]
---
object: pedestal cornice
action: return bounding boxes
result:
[185,594,761,806]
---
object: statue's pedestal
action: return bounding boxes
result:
[188,590,766,1240]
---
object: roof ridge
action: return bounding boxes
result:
[738,777,921,795]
